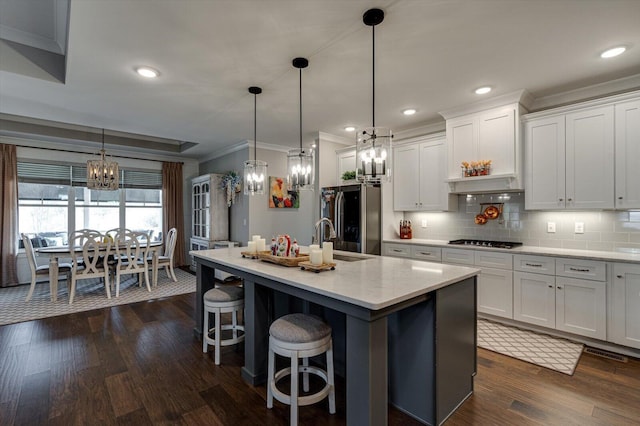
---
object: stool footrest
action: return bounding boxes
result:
[271,365,332,407]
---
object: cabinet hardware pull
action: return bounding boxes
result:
[392,249,403,253]
[525,263,542,267]
[568,198,572,201]
[618,196,623,200]
[419,252,432,255]
[569,267,589,272]
[557,286,562,290]
[548,285,553,288]
[617,274,623,278]
[559,198,563,201]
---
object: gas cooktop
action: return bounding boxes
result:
[448,239,523,249]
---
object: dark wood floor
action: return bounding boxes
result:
[1,293,639,426]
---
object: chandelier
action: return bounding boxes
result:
[287,57,314,191]
[87,129,119,190]
[244,86,268,195]
[356,8,392,185]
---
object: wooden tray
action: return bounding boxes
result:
[299,261,336,273]
[257,252,310,267]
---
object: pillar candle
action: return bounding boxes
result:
[322,241,333,264]
[309,244,320,252]
[247,241,257,253]
[310,249,323,266]
[252,235,261,242]
[257,238,266,252]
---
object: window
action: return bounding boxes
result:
[17,161,163,246]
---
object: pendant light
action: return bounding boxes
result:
[356,8,392,185]
[287,57,314,191]
[244,86,268,195]
[87,129,119,190]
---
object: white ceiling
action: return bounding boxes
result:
[1,0,640,159]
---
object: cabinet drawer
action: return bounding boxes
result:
[556,258,606,281]
[442,248,474,265]
[514,255,555,275]
[474,251,513,270]
[383,243,411,258]
[411,246,442,262]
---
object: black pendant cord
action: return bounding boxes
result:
[101,128,105,150]
[253,92,257,161]
[372,24,375,128]
[299,66,303,153]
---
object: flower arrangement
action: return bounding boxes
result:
[220,171,242,207]
[461,160,491,177]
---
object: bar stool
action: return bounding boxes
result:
[202,286,245,365]
[267,313,336,426]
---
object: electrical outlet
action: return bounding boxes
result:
[421,219,427,228]
[575,222,584,234]
[547,222,556,233]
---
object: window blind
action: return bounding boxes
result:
[18,161,162,189]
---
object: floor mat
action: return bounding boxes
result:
[0,269,195,326]
[478,318,584,375]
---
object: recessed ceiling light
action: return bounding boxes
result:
[475,86,492,95]
[344,126,356,132]
[402,108,417,116]
[600,46,626,58]
[135,66,160,78]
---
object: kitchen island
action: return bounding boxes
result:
[191,247,480,426]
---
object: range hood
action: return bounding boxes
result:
[440,90,533,194]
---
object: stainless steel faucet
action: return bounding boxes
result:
[313,217,336,244]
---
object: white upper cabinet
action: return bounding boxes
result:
[336,146,356,185]
[615,99,640,209]
[524,115,566,209]
[565,106,614,209]
[440,90,531,194]
[523,91,640,210]
[393,134,457,211]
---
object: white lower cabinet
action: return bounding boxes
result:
[478,267,513,319]
[610,263,640,349]
[514,256,607,340]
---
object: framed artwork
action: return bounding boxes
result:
[269,176,299,208]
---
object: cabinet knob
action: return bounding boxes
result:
[617,274,623,279]
[568,198,572,202]
[557,286,563,290]
[559,198,563,202]
[618,196,623,200]
[548,285,553,288]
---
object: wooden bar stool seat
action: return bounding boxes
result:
[202,286,245,365]
[267,313,336,426]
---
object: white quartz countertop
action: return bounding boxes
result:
[384,238,640,264]
[191,247,479,311]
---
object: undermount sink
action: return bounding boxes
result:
[333,253,368,262]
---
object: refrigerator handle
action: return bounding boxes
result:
[336,191,344,241]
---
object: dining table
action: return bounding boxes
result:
[38,241,163,302]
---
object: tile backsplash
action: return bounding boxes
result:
[404,193,640,253]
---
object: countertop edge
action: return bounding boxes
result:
[383,238,640,264]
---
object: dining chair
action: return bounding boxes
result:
[68,234,111,304]
[22,233,72,302]
[112,231,151,297]
[155,227,178,283]
[69,229,103,245]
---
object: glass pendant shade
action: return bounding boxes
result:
[244,86,267,196]
[287,148,314,190]
[243,159,267,195]
[356,126,392,184]
[87,130,119,191]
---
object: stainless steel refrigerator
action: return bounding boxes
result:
[320,184,381,255]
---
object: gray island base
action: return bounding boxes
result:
[192,247,479,425]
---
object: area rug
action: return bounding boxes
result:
[477,318,584,375]
[0,269,195,326]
